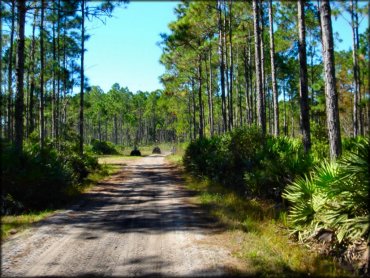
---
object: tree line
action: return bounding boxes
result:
[159,0,369,160]
[0,0,123,154]
[0,0,369,160]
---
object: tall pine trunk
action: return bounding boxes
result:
[28,9,38,136]
[351,0,360,137]
[218,0,227,132]
[0,0,2,137]
[206,47,214,136]
[228,0,233,130]
[268,0,279,136]
[198,55,204,138]
[79,0,85,154]
[259,0,266,130]
[253,0,265,134]
[14,0,26,153]
[319,0,341,160]
[297,0,311,152]
[243,44,251,125]
[39,0,45,148]
[7,0,15,141]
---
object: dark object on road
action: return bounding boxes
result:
[152,147,161,154]
[130,147,141,156]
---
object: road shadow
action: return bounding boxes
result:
[35,157,224,236]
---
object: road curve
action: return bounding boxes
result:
[1,155,236,277]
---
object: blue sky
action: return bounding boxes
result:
[84,1,368,94]
[84,1,179,93]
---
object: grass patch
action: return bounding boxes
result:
[1,210,54,239]
[165,153,183,165]
[98,155,141,165]
[185,176,350,277]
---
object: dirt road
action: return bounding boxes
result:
[1,154,239,277]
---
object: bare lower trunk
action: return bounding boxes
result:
[14,0,26,153]
[351,0,360,137]
[268,0,279,136]
[228,0,233,130]
[259,1,266,131]
[198,56,204,139]
[320,0,341,160]
[253,0,265,134]
[218,1,227,132]
[297,0,311,152]
[7,0,15,141]
[40,0,45,148]
[79,0,85,154]
[243,44,251,125]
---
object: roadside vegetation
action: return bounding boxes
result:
[185,178,349,276]
[180,127,369,275]
[0,134,120,240]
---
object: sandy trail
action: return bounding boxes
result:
[1,154,237,277]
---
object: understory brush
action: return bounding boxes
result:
[182,127,368,273]
[89,139,119,155]
[183,127,312,199]
[1,135,100,214]
[283,137,369,273]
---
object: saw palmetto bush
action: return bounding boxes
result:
[283,137,369,243]
[244,136,312,199]
[1,135,99,213]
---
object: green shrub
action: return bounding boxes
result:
[183,127,312,199]
[244,136,312,198]
[90,139,118,155]
[1,139,99,213]
[283,137,369,243]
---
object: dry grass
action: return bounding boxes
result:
[185,177,350,277]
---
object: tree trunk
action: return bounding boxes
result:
[79,0,85,154]
[268,0,279,136]
[56,0,61,146]
[259,0,266,130]
[248,35,254,124]
[191,78,196,140]
[114,114,118,145]
[319,0,342,160]
[243,44,251,125]
[253,0,265,134]
[52,9,57,141]
[198,55,204,139]
[7,0,15,141]
[218,0,227,133]
[206,47,214,137]
[14,0,26,153]
[39,0,45,148]
[28,9,38,136]
[351,0,360,137]
[283,82,287,135]
[297,0,311,152]
[0,0,3,137]
[354,0,363,135]
[228,0,234,130]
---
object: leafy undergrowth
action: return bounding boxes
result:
[1,162,118,241]
[185,176,350,277]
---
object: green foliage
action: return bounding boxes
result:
[90,139,118,155]
[245,136,312,198]
[183,127,312,199]
[1,139,99,213]
[283,138,369,243]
